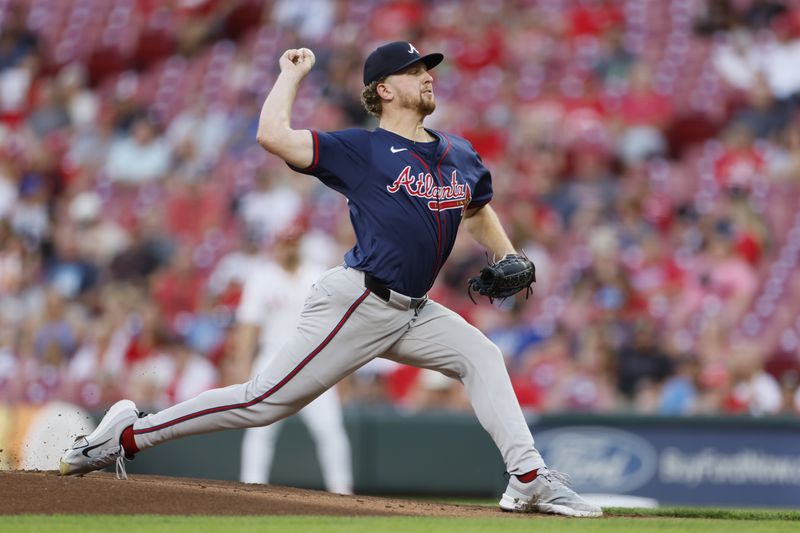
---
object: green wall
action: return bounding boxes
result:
[123,408,800,497]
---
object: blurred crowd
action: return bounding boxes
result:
[2,0,800,417]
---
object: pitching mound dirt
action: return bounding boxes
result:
[0,471,527,517]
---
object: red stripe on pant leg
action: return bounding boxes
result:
[134,289,370,436]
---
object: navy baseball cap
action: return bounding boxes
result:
[363,41,444,86]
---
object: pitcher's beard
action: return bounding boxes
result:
[400,92,436,116]
[420,96,436,115]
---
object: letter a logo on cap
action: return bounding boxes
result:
[408,43,419,54]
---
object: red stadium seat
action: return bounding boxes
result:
[132,29,176,71]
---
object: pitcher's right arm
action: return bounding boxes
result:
[256,48,316,169]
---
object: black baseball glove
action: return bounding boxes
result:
[468,253,536,303]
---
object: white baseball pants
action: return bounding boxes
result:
[132,265,545,476]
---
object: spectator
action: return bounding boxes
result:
[26,78,71,138]
[65,109,116,173]
[551,327,617,412]
[404,368,470,412]
[10,173,50,245]
[615,320,674,403]
[711,29,762,93]
[767,120,800,181]
[46,225,99,299]
[626,230,684,320]
[163,175,227,243]
[0,5,39,70]
[69,191,131,267]
[564,0,624,43]
[593,28,635,86]
[206,230,264,302]
[671,217,759,330]
[272,0,335,42]
[723,345,782,416]
[237,171,303,242]
[109,214,172,282]
[0,159,18,220]
[127,330,217,410]
[659,356,703,415]
[167,97,231,177]
[66,312,127,408]
[0,221,24,296]
[30,288,80,368]
[105,117,172,184]
[57,63,100,129]
[611,62,673,164]
[514,328,573,411]
[338,359,401,408]
[730,74,787,139]
[743,0,788,30]
[760,12,800,101]
[150,244,206,325]
[714,124,765,192]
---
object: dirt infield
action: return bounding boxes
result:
[0,471,522,517]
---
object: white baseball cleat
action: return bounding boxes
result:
[499,469,603,517]
[59,399,139,480]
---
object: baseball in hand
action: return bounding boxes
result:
[280,48,315,77]
[298,48,315,67]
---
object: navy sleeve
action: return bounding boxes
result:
[469,151,493,208]
[288,129,370,194]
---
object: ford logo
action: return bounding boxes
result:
[535,426,657,493]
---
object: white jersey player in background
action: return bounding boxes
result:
[233,225,353,494]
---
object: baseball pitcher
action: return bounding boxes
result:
[59,41,601,518]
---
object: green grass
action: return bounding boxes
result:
[605,506,800,521]
[426,498,800,521]
[2,512,800,533]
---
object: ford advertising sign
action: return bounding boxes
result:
[536,426,657,493]
[531,419,800,507]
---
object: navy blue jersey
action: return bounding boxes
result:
[291,127,492,297]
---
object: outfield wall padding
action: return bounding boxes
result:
[104,408,800,507]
